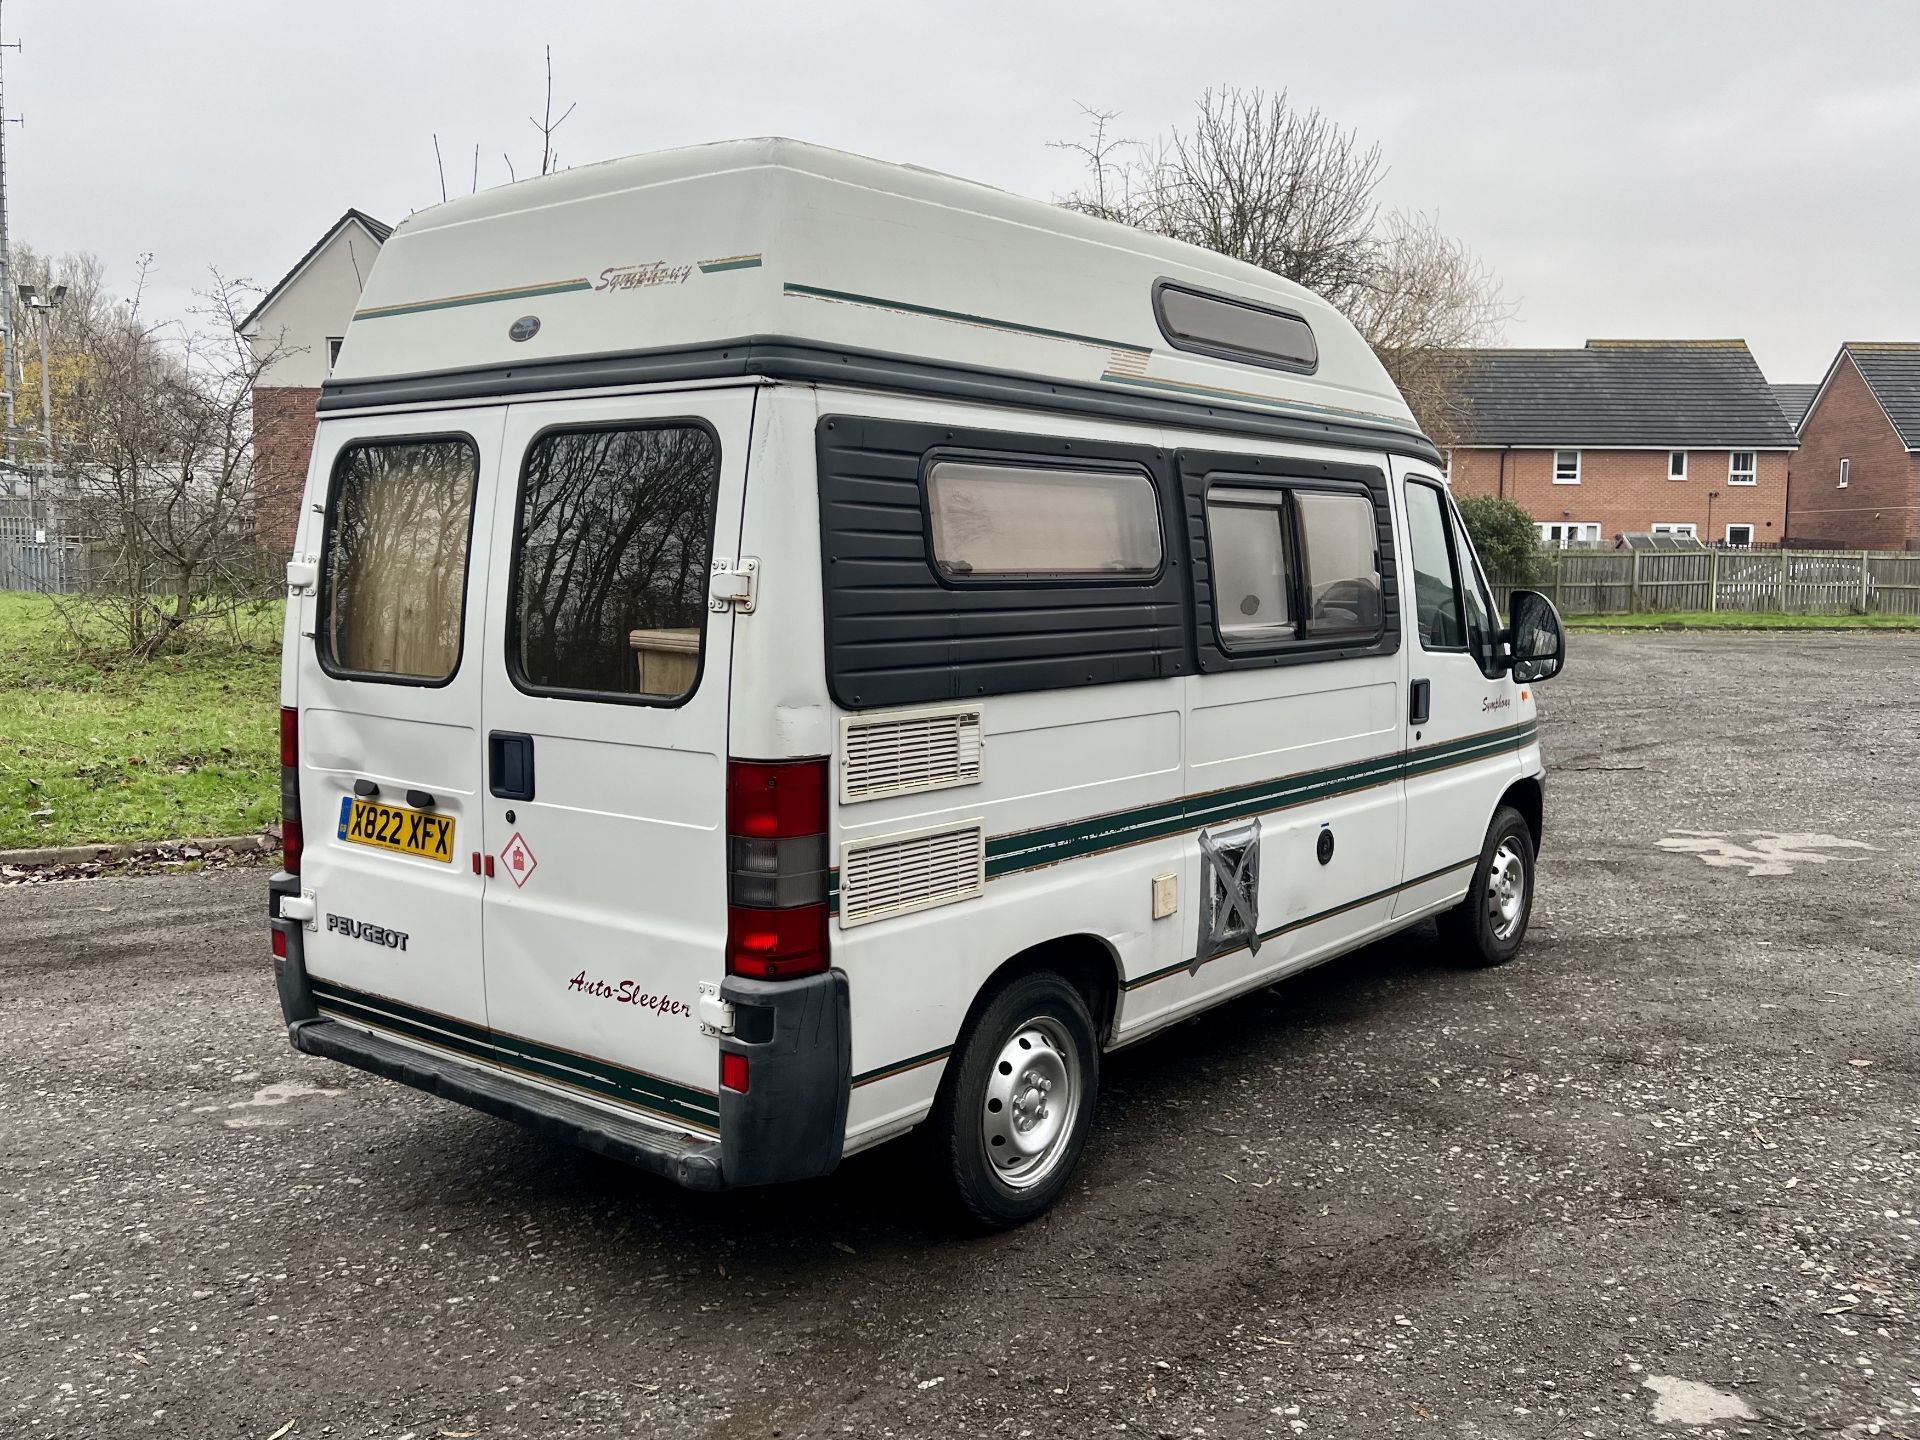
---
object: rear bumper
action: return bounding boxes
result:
[290,1015,728,1187]
[267,871,848,1191]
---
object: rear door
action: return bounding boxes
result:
[295,411,503,1054]
[1394,460,1523,917]
[475,389,756,1138]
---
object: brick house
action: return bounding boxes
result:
[238,210,391,552]
[1783,344,1920,551]
[1442,340,1799,549]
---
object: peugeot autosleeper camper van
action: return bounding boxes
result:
[267,139,1565,1227]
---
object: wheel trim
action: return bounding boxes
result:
[1486,836,1528,942]
[981,1015,1080,1191]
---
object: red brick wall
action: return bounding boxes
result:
[1785,357,1920,551]
[1449,447,1790,545]
[252,386,320,555]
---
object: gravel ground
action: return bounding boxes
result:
[2,633,1915,1440]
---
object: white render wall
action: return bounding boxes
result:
[248,218,385,390]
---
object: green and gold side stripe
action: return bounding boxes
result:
[308,977,719,1132]
[784,282,1151,357]
[353,277,594,322]
[827,720,1537,909]
[851,1045,953,1088]
[1120,857,1477,992]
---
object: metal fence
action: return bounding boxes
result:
[0,501,87,594]
[1490,548,1920,617]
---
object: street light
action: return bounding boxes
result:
[17,278,59,518]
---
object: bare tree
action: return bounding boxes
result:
[56,271,289,656]
[428,45,578,199]
[1349,212,1509,447]
[1055,89,1508,441]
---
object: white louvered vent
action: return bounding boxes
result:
[838,822,986,928]
[840,705,984,804]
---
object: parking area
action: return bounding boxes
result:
[2,632,1915,1439]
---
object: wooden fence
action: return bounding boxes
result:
[1490,548,1920,617]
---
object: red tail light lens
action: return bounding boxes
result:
[727,901,829,980]
[728,759,828,839]
[726,758,829,980]
[279,706,303,875]
[271,927,288,960]
[720,1051,749,1093]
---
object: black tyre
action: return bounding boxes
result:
[1438,804,1535,967]
[926,970,1100,1229]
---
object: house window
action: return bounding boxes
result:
[1728,451,1757,485]
[1537,521,1600,548]
[1650,522,1698,538]
[1552,451,1581,485]
[1839,458,1850,489]
[1668,451,1687,480]
[1724,523,1755,548]
[327,337,344,371]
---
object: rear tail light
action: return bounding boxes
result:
[279,706,303,875]
[720,1051,750,1093]
[725,758,829,980]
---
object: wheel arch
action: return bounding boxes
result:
[965,933,1124,1049]
[1500,774,1544,856]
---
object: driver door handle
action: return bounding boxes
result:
[1409,679,1431,726]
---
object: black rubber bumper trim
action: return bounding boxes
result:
[267,870,319,1024]
[717,969,851,1187]
[289,1017,726,1191]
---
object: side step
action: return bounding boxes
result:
[289,1018,726,1190]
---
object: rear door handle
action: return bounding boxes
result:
[488,731,536,801]
[1409,679,1431,726]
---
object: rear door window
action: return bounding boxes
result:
[508,422,722,703]
[319,436,479,684]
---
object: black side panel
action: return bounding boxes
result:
[1178,447,1402,674]
[817,415,1196,709]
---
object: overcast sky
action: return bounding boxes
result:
[13,0,1918,381]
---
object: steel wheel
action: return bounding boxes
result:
[980,1015,1081,1191]
[1486,836,1529,942]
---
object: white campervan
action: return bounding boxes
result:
[269,139,1565,1227]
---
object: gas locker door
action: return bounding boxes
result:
[476,389,757,1139]
[293,410,505,1055]
[1392,459,1525,919]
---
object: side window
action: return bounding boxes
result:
[925,460,1162,581]
[510,423,721,703]
[1296,490,1383,640]
[320,436,479,684]
[1206,488,1294,647]
[1404,481,1466,651]
[1448,503,1503,678]
[1206,483,1384,650]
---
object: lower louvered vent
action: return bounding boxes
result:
[839,823,985,927]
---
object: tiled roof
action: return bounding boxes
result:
[1770,383,1818,429]
[1442,340,1800,449]
[1845,344,1920,450]
[237,209,391,333]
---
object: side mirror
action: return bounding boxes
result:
[1504,589,1566,683]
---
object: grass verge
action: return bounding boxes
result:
[0,593,282,850]
[1565,610,1920,631]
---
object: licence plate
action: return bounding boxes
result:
[336,796,456,863]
